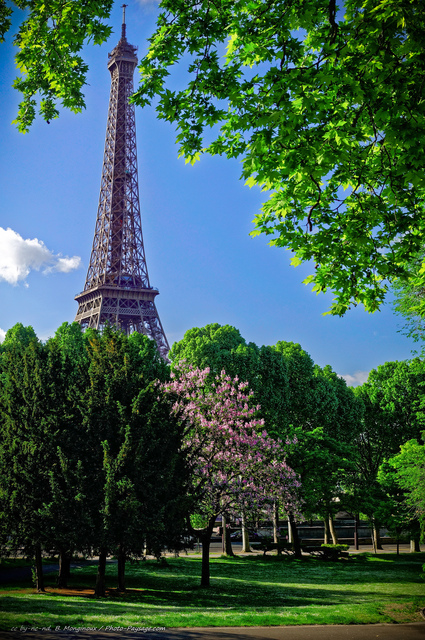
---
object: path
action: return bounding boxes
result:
[0,622,424,640]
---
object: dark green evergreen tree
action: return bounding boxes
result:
[0,328,53,591]
[40,324,92,587]
[0,322,188,596]
[82,327,187,596]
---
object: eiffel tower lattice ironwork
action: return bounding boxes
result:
[74,9,169,359]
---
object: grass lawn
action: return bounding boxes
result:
[0,553,424,630]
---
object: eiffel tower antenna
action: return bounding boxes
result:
[74,11,170,359]
[121,4,127,38]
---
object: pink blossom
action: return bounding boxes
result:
[161,365,300,520]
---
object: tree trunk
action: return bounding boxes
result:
[57,549,71,588]
[372,519,383,550]
[323,517,330,545]
[354,514,359,550]
[225,527,234,556]
[241,512,251,552]
[34,544,45,593]
[201,533,210,587]
[95,548,107,597]
[117,544,126,591]
[371,522,377,554]
[273,501,279,544]
[287,516,293,543]
[288,512,302,558]
[329,513,339,545]
[200,518,215,587]
[221,514,234,556]
[410,538,420,552]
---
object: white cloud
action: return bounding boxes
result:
[340,371,370,387]
[0,328,5,343]
[44,255,82,274]
[56,256,82,272]
[0,227,82,286]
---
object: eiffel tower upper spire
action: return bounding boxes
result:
[121,3,127,39]
[74,12,170,360]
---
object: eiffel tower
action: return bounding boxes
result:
[74,7,169,359]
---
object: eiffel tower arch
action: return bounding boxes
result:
[74,9,169,360]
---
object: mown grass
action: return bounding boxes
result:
[0,553,424,630]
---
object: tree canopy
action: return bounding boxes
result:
[387,438,425,538]
[4,1,425,315]
[351,359,425,546]
[354,359,425,485]
[169,323,290,436]
[133,0,425,316]
[392,251,425,356]
[4,0,113,131]
[170,323,362,538]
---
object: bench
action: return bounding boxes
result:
[251,540,294,556]
[301,544,349,560]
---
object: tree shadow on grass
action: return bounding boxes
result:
[0,553,423,627]
[119,554,425,591]
[0,582,422,621]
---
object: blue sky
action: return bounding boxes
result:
[0,0,417,385]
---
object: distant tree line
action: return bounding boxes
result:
[0,321,423,595]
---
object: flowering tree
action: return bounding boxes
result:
[162,365,300,586]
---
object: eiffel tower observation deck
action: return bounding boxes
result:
[74,6,169,360]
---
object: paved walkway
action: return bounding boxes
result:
[1,623,424,640]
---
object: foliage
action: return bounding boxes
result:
[0,322,187,594]
[3,2,425,312]
[316,364,361,443]
[271,341,316,432]
[4,0,113,132]
[352,359,425,529]
[1,322,37,348]
[355,359,425,473]
[170,326,361,444]
[170,323,290,436]
[392,251,425,356]
[162,364,299,523]
[273,340,360,438]
[0,1,12,43]
[284,426,356,522]
[0,332,54,559]
[161,363,300,584]
[270,341,361,522]
[387,438,425,538]
[170,325,361,525]
[377,459,420,544]
[69,326,187,592]
[169,323,246,370]
[132,0,425,315]
[321,544,349,551]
